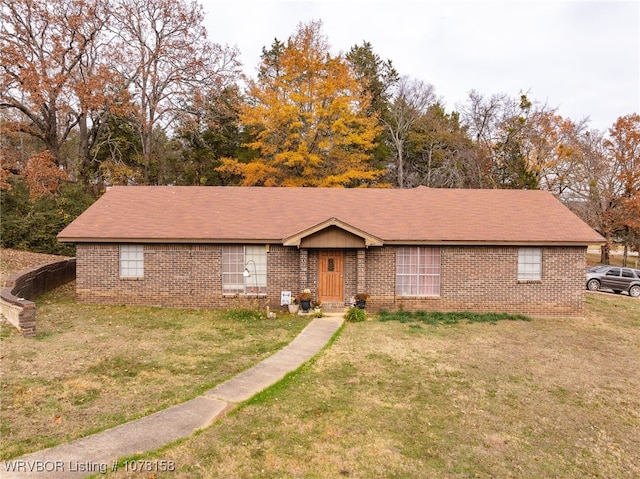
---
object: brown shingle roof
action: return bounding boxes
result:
[57,186,605,245]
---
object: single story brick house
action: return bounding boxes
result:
[57,186,604,317]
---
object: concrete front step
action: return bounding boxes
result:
[284,302,349,315]
[317,302,349,313]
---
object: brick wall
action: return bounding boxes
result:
[77,244,300,309]
[78,244,222,307]
[343,250,357,304]
[76,243,587,317]
[267,245,300,307]
[365,246,586,317]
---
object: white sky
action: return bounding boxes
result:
[202,0,639,132]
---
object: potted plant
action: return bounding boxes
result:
[312,300,322,314]
[288,297,299,314]
[297,289,313,312]
[354,292,369,309]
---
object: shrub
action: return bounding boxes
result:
[222,308,266,321]
[0,178,96,255]
[345,307,367,323]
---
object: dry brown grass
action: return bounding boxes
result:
[107,293,640,479]
[587,249,640,268]
[0,282,311,460]
[0,248,69,285]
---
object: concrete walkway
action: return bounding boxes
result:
[1,315,344,479]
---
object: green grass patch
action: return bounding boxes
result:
[378,309,532,324]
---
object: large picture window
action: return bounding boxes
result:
[518,247,542,281]
[120,245,144,278]
[222,245,267,295]
[396,247,441,296]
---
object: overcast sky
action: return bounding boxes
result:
[202,0,639,132]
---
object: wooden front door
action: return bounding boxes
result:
[318,250,344,303]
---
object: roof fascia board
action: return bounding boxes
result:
[57,238,282,244]
[383,240,605,246]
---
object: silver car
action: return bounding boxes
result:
[586,266,640,297]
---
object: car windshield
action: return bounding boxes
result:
[593,266,610,273]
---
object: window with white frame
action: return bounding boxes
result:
[396,247,441,296]
[518,247,542,281]
[120,245,144,278]
[222,245,267,295]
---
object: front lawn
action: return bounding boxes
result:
[0,283,311,460]
[107,293,640,479]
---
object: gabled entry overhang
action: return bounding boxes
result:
[283,217,384,248]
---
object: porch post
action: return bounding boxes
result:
[356,249,366,293]
[299,248,308,289]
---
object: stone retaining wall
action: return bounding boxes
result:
[0,258,76,337]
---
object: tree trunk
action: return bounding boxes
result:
[45,102,62,167]
[78,112,90,185]
[600,241,610,265]
[141,127,152,184]
[397,142,404,188]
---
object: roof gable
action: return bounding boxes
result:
[57,186,605,245]
[283,218,383,248]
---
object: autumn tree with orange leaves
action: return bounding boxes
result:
[0,0,126,185]
[219,21,383,187]
[605,114,640,265]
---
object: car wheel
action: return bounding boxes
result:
[587,279,601,291]
[630,285,640,298]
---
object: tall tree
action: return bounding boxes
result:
[458,90,508,188]
[404,104,476,188]
[92,114,143,185]
[459,91,573,190]
[491,95,539,189]
[528,113,589,198]
[562,127,623,264]
[605,114,640,265]
[171,85,249,185]
[346,42,398,170]
[346,42,397,118]
[384,76,437,188]
[220,21,382,187]
[518,113,639,264]
[0,0,120,179]
[110,0,241,183]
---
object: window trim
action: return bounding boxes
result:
[395,246,441,297]
[518,247,542,282]
[119,244,144,279]
[222,245,267,296]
